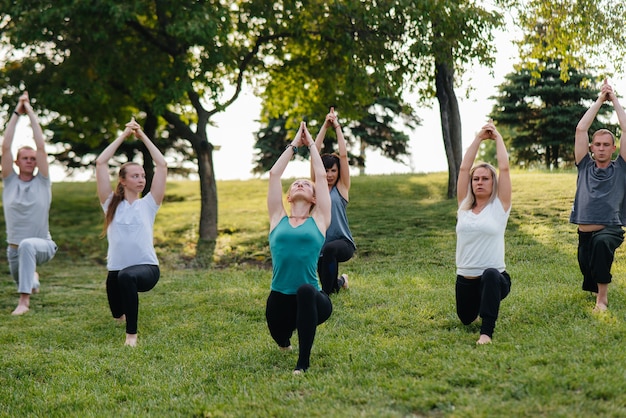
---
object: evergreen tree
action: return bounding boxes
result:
[490,61,615,169]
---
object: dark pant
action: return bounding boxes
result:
[106,264,160,334]
[456,269,511,338]
[317,238,355,294]
[577,226,624,292]
[265,285,332,371]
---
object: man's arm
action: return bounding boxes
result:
[23,98,49,178]
[575,81,609,164]
[1,94,27,178]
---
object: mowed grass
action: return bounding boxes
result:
[1,171,626,417]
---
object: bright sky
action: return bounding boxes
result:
[8,26,626,182]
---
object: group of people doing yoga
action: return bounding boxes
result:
[2,79,624,371]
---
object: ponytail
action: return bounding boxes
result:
[100,162,138,237]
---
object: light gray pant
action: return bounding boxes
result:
[7,238,58,294]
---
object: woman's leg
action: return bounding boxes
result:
[317,239,355,294]
[478,269,511,338]
[265,291,297,348]
[455,275,481,325]
[294,284,332,372]
[116,265,160,336]
[106,271,124,319]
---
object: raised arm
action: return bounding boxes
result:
[333,114,351,201]
[22,94,49,178]
[1,95,24,178]
[311,109,334,181]
[492,125,511,211]
[267,124,303,231]
[457,124,489,205]
[129,120,168,205]
[575,80,610,164]
[305,124,331,232]
[95,124,134,204]
[606,84,626,161]
[313,110,333,152]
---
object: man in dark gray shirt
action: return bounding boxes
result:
[570,79,626,312]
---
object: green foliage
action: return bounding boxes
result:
[3,172,626,416]
[490,62,616,169]
[509,0,626,79]
[252,98,419,173]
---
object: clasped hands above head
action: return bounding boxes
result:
[601,79,615,101]
[293,121,314,148]
[326,107,339,128]
[478,119,499,140]
[14,91,32,115]
[123,117,143,138]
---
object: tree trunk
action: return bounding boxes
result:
[194,140,218,267]
[435,60,463,199]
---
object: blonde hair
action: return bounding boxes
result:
[459,163,498,211]
[592,129,616,145]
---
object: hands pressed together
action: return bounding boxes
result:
[291,121,314,149]
[325,107,340,129]
[477,118,501,141]
[14,91,33,116]
[122,117,144,139]
[600,78,616,102]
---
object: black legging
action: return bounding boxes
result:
[106,264,160,334]
[265,284,332,371]
[317,238,355,294]
[455,269,511,338]
[577,226,624,292]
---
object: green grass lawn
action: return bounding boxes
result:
[1,171,626,417]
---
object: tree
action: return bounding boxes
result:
[3,1,381,265]
[252,98,418,174]
[490,62,615,169]
[507,0,626,79]
[251,1,418,172]
[402,1,504,198]
[252,1,505,199]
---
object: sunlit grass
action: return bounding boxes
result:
[1,170,626,416]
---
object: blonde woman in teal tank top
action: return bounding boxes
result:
[266,121,332,375]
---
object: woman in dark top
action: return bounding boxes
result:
[312,107,355,294]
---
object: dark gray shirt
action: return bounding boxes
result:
[570,153,626,226]
[326,186,355,249]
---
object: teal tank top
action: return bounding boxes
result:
[269,216,324,294]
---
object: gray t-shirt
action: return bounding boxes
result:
[326,186,355,249]
[570,153,626,226]
[2,172,52,245]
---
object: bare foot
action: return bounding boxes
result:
[292,369,304,375]
[11,305,29,315]
[125,333,138,347]
[279,345,293,351]
[593,303,608,313]
[476,334,492,345]
[340,274,349,289]
[115,314,126,324]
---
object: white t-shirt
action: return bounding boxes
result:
[456,197,510,277]
[2,173,52,245]
[103,192,160,270]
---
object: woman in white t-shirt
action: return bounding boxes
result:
[95,118,167,347]
[455,120,512,345]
